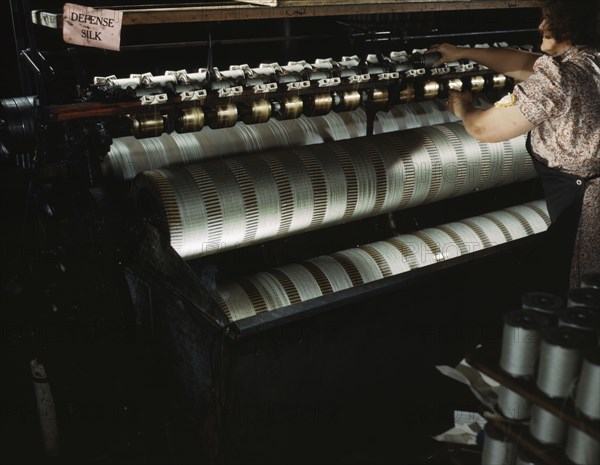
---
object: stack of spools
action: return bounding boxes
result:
[481,271,600,465]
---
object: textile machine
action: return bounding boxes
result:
[0,1,556,462]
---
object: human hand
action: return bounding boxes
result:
[426,43,467,67]
[446,90,474,118]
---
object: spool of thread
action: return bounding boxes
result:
[207,104,238,129]
[497,385,531,420]
[521,291,564,324]
[536,327,595,398]
[177,107,205,133]
[469,75,486,93]
[581,272,600,290]
[559,307,600,336]
[575,347,600,420]
[446,78,463,92]
[398,84,415,103]
[422,80,440,99]
[500,310,549,378]
[529,406,566,445]
[482,422,517,465]
[274,96,303,120]
[568,288,600,309]
[565,426,600,465]
[130,114,165,139]
[491,74,508,90]
[303,93,333,117]
[333,91,361,112]
[515,449,539,465]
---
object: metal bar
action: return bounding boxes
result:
[20,49,42,76]
[39,34,337,56]
[10,0,35,95]
[32,1,541,29]
[351,28,539,43]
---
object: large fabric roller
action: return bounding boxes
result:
[217,200,550,321]
[135,121,535,260]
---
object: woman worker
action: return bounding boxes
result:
[428,0,600,292]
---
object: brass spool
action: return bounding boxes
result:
[492,74,507,89]
[470,75,486,93]
[334,91,362,112]
[447,78,464,92]
[398,84,415,103]
[303,93,333,117]
[131,114,165,139]
[177,107,205,133]
[275,96,303,120]
[370,88,389,105]
[422,80,440,99]
[208,104,238,129]
[240,99,272,125]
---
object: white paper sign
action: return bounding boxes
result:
[62,3,123,51]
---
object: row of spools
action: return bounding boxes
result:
[481,272,600,465]
[127,72,506,139]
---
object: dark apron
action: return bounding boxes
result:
[526,133,599,291]
[526,133,591,223]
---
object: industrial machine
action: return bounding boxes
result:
[1,1,556,463]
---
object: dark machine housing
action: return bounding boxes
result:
[1,1,559,463]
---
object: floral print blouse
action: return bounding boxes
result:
[513,46,600,286]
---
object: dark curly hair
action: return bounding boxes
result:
[539,0,600,45]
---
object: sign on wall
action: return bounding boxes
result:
[62,3,123,51]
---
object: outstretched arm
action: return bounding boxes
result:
[447,91,534,142]
[427,43,540,82]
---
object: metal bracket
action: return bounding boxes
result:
[180,90,207,101]
[140,93,168,105]
[253,83,278,94]
[217,86,244,98]
[317,77,341,88]
[286,81,311,91]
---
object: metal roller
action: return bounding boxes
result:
[131,114,165,139]
[366,88,389,106]
[446,78,464,92]
[333,91,361,112]
[470,75,486,93]
[491,74,508,89]
[273,96,303,120]
[422,80,440,99]
[176,107,205,133]
[303,93,333,117]
[239,99,272,125]
[215,200,550,321]
[134,122,536,260]
[103,100,460,180]
[399,84,415,103]
[0,96,38,153]
[207,104,238,129]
